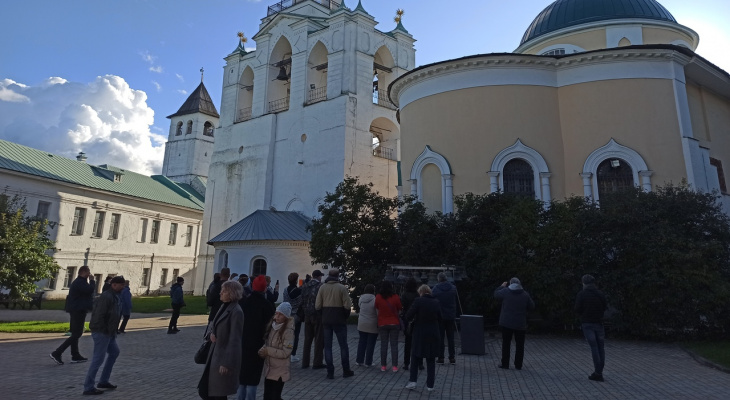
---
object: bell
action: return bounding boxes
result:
[397,271,408,283]
[384,270,395,282]
[276,66,289,81]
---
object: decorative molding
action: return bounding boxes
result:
[490,139,551,202]
[410,145,453,213]
[582,138,651,201]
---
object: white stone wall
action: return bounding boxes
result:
[162,113,217,184]
[214,241,313,290]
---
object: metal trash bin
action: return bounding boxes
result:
[460,315,485,355]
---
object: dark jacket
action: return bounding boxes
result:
[170,283,185,306]
[406,294,442,358]
[65,275,95,312]
[575,285,607,323]
[494,285,535,330]
[266,286,279,304]
[120,286,132,316]
[315,277,352,325]
[300,279,322,317]
[283,285,302,315]
[89,289,122,337]
[204,302,244,397]
[432,281,458,320]
[400,291,419,316]
[207,279,223,321]
[239,291,275,386]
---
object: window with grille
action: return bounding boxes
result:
[142,268,150,287]
[160,268,169,286]
[108,213,121,239]
[151,220,160,243]
[71,208,86,235]
[63,267,76,288]
[503,159,535,197]
[36,201,51,220]
[139,218,148,242]
[172,269,180,282]
[185,225,193,247]
[252,258,267,276]
[597,158,634,199]
[168,223,177,245]
[92,211,106,238]
[47,273,57,290]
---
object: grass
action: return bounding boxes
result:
[0,320,90,333]
[41,295,209,315]
[685,341,730,369]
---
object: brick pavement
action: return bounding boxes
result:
[0,309,728,399]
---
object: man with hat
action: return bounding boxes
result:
[315,269,355,379]
[238,275,275,400]
[82,275,125,395]
[300,269,325,369]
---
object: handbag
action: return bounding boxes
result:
[194,340,211,364]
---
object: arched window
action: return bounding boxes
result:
[410,146,454,213]
[503,159,535,197]
[219,250,228,270]
[203,121,214,137]
[236,66,254,123]
[186,120,193,135]
[175,122,183,136]
[596,158,633,199]
[306,42,328,105]
[267,37,292,114]
[252,258,267,276]
[373,46,396,109]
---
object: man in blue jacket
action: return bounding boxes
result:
[431,272,458,364]
[494,277,535,370]
[168,277,185,334]
[50,265,95,365]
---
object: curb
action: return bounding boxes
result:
[682,346,730,374]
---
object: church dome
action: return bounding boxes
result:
[520,0,677,45]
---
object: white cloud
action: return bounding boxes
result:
[0,79,30,102]
[140,50,157,64]
[149,65,163,73]
[152,81,162,92]
[0,75,165,175]
[177,89,187,95]
[175,73,184,82]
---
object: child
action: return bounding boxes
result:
[258,302,295,400]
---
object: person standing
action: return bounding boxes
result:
[117,281,132,334]
[494,277,535,370]
[282,273,303,362]
[315,269,355,379]
[300,269,325,369]
[101,275,113,293]
[260,302,295,400]
[374,280,402,372]
[208,268,230,323]
[400,277,420,371]
[431,272,458,364]
[575,274,608,382]
[404,285,442,392]
[82,276,125,395]
[238,275,276,400]
[265,276,280,305]
[168,277,186,334]
[355,284,378,367]
[50,265,95,365]
[198,280,244,400]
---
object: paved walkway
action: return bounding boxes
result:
[0,309,728,399]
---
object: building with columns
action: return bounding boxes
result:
[193,0,415,293]
[390,0,730,214]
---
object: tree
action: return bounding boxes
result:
[309,177,401,307]
[0,194,59,299]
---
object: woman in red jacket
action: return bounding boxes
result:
[374,280,402,372]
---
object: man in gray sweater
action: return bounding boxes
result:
[494,277,535,370]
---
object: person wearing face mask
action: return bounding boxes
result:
[299,269,325,369]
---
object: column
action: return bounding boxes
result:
[487,171,500,194]
[409,179,417,199]
[442,174,454,214]
[639,170,653,192]
[540,172,552,203]
[580,172,593,200]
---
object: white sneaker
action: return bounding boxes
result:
[291,355,301,362]
[426,387,435,392]
[405,382,416,390]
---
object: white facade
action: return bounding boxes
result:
[194,1,416,294]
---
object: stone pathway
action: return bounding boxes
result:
[0,309,728,399]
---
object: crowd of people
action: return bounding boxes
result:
[48,264,608,397]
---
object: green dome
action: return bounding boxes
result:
[521,0,677,45]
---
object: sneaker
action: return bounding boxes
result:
[291,355,301,362]
[326,373,334,379]
[173,328,181,332]
[365,364,373,367]
[49,352,63,365]
[392,366,399,372]
[71,356,88,363]
[356,362,364,367]
[380,366,387,372]
[343,370,355,378]
[449,357,456,365]
[405,382,417,390]
[436,358,444,364]
[588,373,604,382]
[82,389,104,395]
[97,382,117,389]
[427,387,435,392]
[497,364,509,369]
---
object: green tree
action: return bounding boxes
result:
[0,194,59,299]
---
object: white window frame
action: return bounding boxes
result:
[168,223,177,245]
[489,139,552,202]
[92,211,106,238]
[582,138,652,202]
[409,145,454,213]
[108,213,121,239]
[71,208,86,235]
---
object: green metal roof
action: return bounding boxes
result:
[521,0,677,45]
[0,139,204,211]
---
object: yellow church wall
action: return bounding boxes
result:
[642,26,695,48]
[698,87,730,182]
[421,163,443,213]
[557,78,688,195]
[400,85,565,198]
[686,83,710,142]
[523,29,605,54]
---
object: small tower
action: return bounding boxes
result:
[162,77,220,191]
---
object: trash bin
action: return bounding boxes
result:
[460,315,485,355]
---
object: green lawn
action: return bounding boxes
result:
[685,341,730,369]
[42,295,209,315]
[0,320,90,333]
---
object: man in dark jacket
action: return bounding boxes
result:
[168,277,185,334]
[431,272,458,364]
[300,269,325,369]
[494,277,536,370]
[50,265,95,365]
[238,275,275,400]
[208,268,229,322]
[82,275,125,395]
[575,274,608,382]
[315,269,355,379]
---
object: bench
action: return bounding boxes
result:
[0,292,44,310]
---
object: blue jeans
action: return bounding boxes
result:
[323,324,350,375]
[582,323,605,375]
[356,331,378,365]
[236,384,257,400]
[84,332,120,392]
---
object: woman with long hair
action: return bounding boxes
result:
[259,302,295,400]
[374,280,402,372]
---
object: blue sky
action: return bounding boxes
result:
[1,0,728,174]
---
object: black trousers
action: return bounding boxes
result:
[263,377,284,400]
[54,310,87,357]
[501,327,526,369]
[118,315,130,332]
[438,319,456,359]
[169,304,182,330]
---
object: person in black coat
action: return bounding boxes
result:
[238,275,275,400]
[50,265,95,365]
[575,274,608,382]
[400,277,420,371]
[404,285,442,392]
[494,277,535,370]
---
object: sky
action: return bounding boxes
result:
[1,0,728,175]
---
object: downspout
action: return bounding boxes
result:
[146,253,155,296]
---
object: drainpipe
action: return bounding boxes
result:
[146,253,155,296]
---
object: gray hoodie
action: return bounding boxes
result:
[494,285,535,330]
[357,293,378,334]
